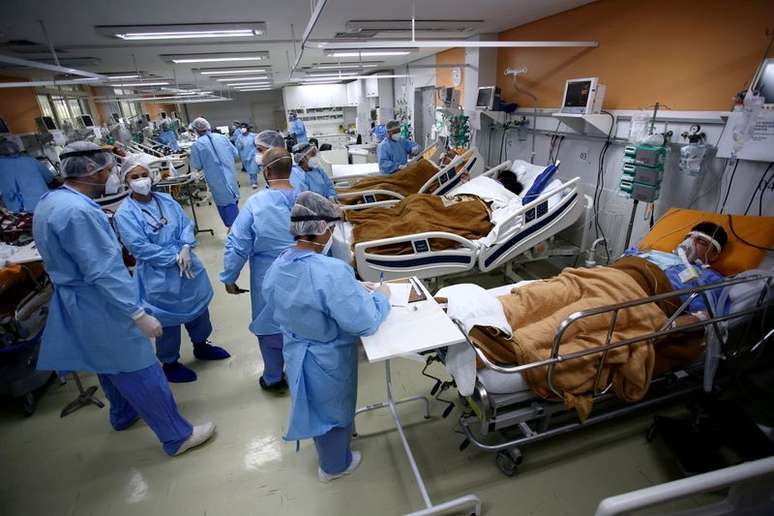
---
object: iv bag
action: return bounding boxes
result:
[731,93,764,155]
[679,142,707,177]
[628,112,650,144]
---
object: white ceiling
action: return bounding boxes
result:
[0,0,593,95]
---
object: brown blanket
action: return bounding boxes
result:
[345,193,492,255]
[337,158,440,205]
[470,267,667,420]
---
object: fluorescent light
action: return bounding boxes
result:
[113,81,170,87]
[199,68,271,75]
[117,30,261,40]
[173,57,263,64]
[327,51,412,57]
[104,74,141,80]
[320,40,599,50]
[313,64,378,70]
[227,82,272,87]
[233,87,272,92]
[215,76,269,82]
[304,72,357,78]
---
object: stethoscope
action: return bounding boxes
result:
[139,196,168,232]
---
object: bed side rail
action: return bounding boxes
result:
[470,272,774,400]
[336,189,405,210]
[416,152,469,194]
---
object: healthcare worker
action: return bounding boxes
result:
[32,141,214,456]
[158,118,180,153]
[236,123,260,189]
[114,154,231,383]
[189,117,240,228]
[220,147,297,391]
[255,130,305,190]
[291,142,336,200]
[377,119,420,175]
[288,112,308,145]
[262,192,391,482]
[0,140,56,213]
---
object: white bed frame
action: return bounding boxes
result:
[334,148,485,197]
[350,174,586,282]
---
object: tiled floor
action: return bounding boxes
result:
[0,177,691,515]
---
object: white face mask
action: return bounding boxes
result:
[321,231,334,255]
[676,237,700,264]
[105,173,121,195]
[307,157,321,169]
[390,133,401,142]
[255,152,263,165]
[129,177,152,196]
[241,128,248,134]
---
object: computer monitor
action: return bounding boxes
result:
[560,77,606,115]
[476,86,496,110]
[753,58,774,108]
[160,111,167,119]
[36,116,58,131]
[78,114,95,127]
[111,113,121,123]
[144,114,151,122]
[0,117,8,134]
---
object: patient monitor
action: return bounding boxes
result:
[560,78,606,115]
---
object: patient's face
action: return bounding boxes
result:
[693,235,721,263]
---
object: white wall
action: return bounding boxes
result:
[183,90,285,133]
[476,109,773,261]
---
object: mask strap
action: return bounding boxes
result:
[688,231,721,253]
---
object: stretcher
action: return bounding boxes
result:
[428,270,774,477]
[332,163,587,282]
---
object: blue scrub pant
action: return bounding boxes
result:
[257,333,284,384]
[156,309,213,364]
[314,423,354,475]
[97,363,193,455]
[216,203,239,227]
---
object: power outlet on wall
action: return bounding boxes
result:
[578,146,592,165]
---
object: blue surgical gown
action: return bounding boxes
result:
[114,192,213,327]
[190,132,240,207]
[289,167,306,191]
[220,188,298,335]
[158,130,180,152]
[377,137,419,175]
[235,131,259,176]
[289,119,308,145]
[262,248,390,440]
[32,187,157,374]
[0,155,54,213]
[291,165,336,199]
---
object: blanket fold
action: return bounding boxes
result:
[337,158,440,205]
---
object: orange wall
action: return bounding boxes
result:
[0,79,41,133]
[436,48,465,105]
[143,103,177,119]
[496,0,774,110]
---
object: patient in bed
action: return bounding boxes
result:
[345,171,524,255]
[470,221,730,419]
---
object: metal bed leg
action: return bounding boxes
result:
[355,360,482,516]
[187,185,214,236]
[60,373,104,418]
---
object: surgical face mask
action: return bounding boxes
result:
[676,238,700,264]
[307,157,321,169]
[241,128,248,134]
[321,233,334,256]
[255,152,263,165]
[390,133,401,142]
[129,177,152,196]
[104,173,121,195]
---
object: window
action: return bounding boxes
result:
[35,88,93,129]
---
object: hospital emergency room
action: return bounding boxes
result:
[1,1,774,514]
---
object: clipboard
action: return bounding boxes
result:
[387,277,427,303]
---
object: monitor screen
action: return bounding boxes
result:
[111,113,121,123]
[40,116,57,131]
[754,58,774,105]
[80,114,95,127]
[564,80,592,109]
[476,87,495,109]
[160,111,167,119]
[0,117,8,134]
[144,114,151,121]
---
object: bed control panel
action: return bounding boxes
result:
[438,169,455,184]
[362,193,377,203]
[412,239,430,253]
[525,200,549,223]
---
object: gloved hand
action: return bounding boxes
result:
[177,245,193,278]
[374,283,391,300]
[134,312,163,338]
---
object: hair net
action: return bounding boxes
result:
[386,120,400,131]
[292,142,316,163]
[59,141,114,178]
[289,191,343,237]
[0,139,21,156]
[192,117,211,132]
[119,153,156,183]
[255,130,285,150]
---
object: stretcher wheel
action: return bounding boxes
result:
[496,450,519,477]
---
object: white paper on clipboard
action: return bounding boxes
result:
[388,283,413,307]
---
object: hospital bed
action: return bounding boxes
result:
[335,148,486,205]
[332,162,587,282]
[125,141,188,168]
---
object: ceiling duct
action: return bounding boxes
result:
[0,39,68,55]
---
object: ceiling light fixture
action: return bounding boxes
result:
[320,40,599,50]
[227,82,272,87]
[325,50,413,57]
[215,76,269,82]
[104,74,141,80]
[96,23,266,41]
[313,64,378,70]
[163,52,269,64]
[233,87,272,92]
[113,81,170,87]
[198,68,271,75]
[173,57,263,64]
